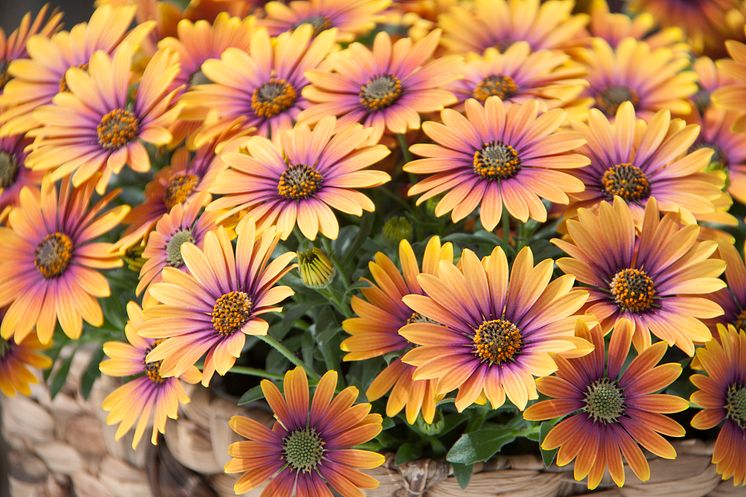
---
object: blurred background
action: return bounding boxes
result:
[1,0,93,30]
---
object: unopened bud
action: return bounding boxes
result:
[382,216,413,245]
[298,248,336,289]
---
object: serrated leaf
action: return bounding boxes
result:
[451,463,473,489]
[446,428,517,465]
[80,346,106,400]
[49,349,76,399]
[237,385,264,406]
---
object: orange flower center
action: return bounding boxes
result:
[473,141,521,180]
[97,108,139,150]
[212,291,253,336]
[283,426,325,472]
[473,318,523,365]
[163,174,199,209]
[252,78,297,118]
[610,268,656,313]
[601,163,650,202]
[59,63,88,92]
[166,229,195,267]
[0,151,19,188]
[294,15,332,35]
[595,85,639,117]
[144,339,166,384]
[278,164,323,200]
[35,232,73,279]
[473,75,518,102]
[583,377,625,424]
[725,384,746,428]
[359,74,402,111]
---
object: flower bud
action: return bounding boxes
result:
[298,248,336,289]
[382,216,413,245]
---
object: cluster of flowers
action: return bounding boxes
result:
[0,0,746,495]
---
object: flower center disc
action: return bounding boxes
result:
[725,384,746,428]
[601,163,650,202]
[283,427,325,472]
[294,15,332,35]
[35,232,73,279]
[59,63,88,92]
[166,229,195,267]
[0,151,19,188]
[252,78,297,118]
[584,377,625,424]
[733,309,746,332]
[473,318,523,365]
[97,108,139,150]
[473,141,521,180]
[163,174,198,209]
[278,164,323,200]
[0,338,10,359]
[473,75,518,102]
[212,291,253,336]
[359,74,402,111]
[595,85,639,117]
[610,268,656,313]
[144,339,166,384]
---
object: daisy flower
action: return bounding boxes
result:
[300,29,461,145]
[25,45,181,194]
[0,3,62,93]
[260,0,391,41]
[553,197,725,355]
[0,135,44,214]
[706,241,746,333]
[182,25,337,143]
[136,193,220,296]
[449,43,588,113]
[575,37,697,120]
[158,12,254,91]
[208,116,391,240]
[0,5,153,136]
[405,97,588,228]
[713,41,746,131]
[138,219,296,386]
[0,180,128,344]
[438,0,588,55]
[341,237,452,424]
[692,56,734,115]
[100,302,201,448]
[690,324,746,486]
[569,102,725,222]
[400,246,590,412]
[0,330,51,397]
[225,367,384,497]
[629,0,740,56]
[585,0,687,54]
[524,319,688,489]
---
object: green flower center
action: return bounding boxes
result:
[725,384,746,428]
[35,232,73,279]
[189,70,210,87]
[0,151,19,189]
[97,108,139,150]
[283,427,326,472]
[0,60,9,90]
[0,338,10,359]
[602,163,650,202]
[166,229,195,267]
[595,85,639,117]
[610,268,656,313]
[252,78,297,118]
[473,318,523,365]
[278,164,323,200]
[359,74,402,111]
[211,291,252,336]
[472,75,518,102]
[473,141,521,180]
[584,377,625,424]
[163,174,198,210]
[692,86,711,114]
[294,15,332,35]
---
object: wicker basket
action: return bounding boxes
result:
[1,346,742,497]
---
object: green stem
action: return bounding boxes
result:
[502,208,511,249]
[377,185,412,211]
[227,366,284,381]
[397,133,413,164]
[322,237,351,292]
[258,334,321,380]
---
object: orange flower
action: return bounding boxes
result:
[0,330,51,397]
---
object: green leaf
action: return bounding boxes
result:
[395,442,422,465]
[539,422,558,468]
[237,385,264,406]
[43,338,67,381]
[451,463,473,489]
[446,427,517,465]
[80,346,106,400]
[49,348,76,399]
